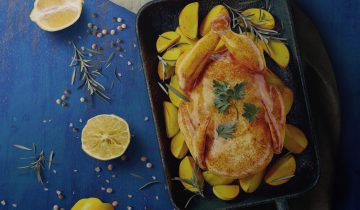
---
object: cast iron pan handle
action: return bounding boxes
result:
[275,198,289,210]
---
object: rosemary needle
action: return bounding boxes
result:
[139,180,161,190]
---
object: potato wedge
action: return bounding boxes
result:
[282,87,294,114]
[156,31,180,53]
[239,170,264,193]
[264,154,296,186]
[213,185,240,201]
[199,5,229,37]
[284,124,308,154]
[179,2,199,40]
[171,132,189,159]
[158,61,175,80]
[162,47,183,67]
[203,171,234,186]
[242,8,275,29]
[175,27,196,52]
[163,101,179,138]
[169,75,186,107]
[260,39,290,69]
[179,156,204,192]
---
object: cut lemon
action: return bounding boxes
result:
[81,114,131,161]
[30,0,83,32]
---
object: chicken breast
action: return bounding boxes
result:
[177,16,285,179]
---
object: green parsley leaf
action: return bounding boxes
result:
[216,121,237,139]
[230,83,246,100]
[212,80,246,114]
[242,103,259,122]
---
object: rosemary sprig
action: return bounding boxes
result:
[139,180,161,190]
[106,52,115,66]
[224,3,286,52]
[165,84,190,102]
[13,144,32,151]
[172,162,204,208]
[70,42,111,102]
[270,174,295,183]
[48,150,54,170]
[14,144,54,184]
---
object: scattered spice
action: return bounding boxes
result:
[80,97,86,103]
[61,101,67,108]
[112,201,119,207]
[96,33,102,38]
[140,156,147,162]
[56,99,61,105]
[106,188,113,194]
[121,23,127,29]
[95,166,101,172]
[117,26,123,31]
[107,164,114,171]
[64,89,70,95]
[117,17,123,23]
[87,23,93,28]
[53,205,60,210]
[91,43,97,50]
[61,95,67,100]
[102,29,107,35]
[110,30,116,35]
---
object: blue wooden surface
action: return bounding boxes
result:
[296,0,360,210]
[1,0,359,209]
[0,0,173,209]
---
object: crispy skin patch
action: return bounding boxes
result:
[179,58,274,178]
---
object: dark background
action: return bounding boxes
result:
[296,0,360,209]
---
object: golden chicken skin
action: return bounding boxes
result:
[176,16,286,179]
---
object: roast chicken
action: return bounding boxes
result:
[176,16,286,179]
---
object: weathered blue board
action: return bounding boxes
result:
[0,0,173,209]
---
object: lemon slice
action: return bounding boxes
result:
[81,114,131,161]
[30,0,83,32]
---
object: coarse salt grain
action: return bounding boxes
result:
[1,200,6,206]
[95,166,101,172]
[117,17,123,22]
[121,23,127,29]
[146,162,153,168]
[127,61,132,66]
[128,194,133,198]
[110,30,116,35]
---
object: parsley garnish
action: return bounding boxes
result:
[213,80,245,119]
[242,103,259,122]
[216,121,237,139]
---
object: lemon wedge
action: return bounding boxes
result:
[30,0,83,32]
[81,114,131,161]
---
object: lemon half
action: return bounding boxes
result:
[81,114,131,161]
[30,0,83,32]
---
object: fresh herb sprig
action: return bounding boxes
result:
[217,121,237,139]
[172,163,204,208]
[224,3,286,52]
[213,80,245,119]
[70,42,110,102]
[14,144,54,184]
[242,102,260,122]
